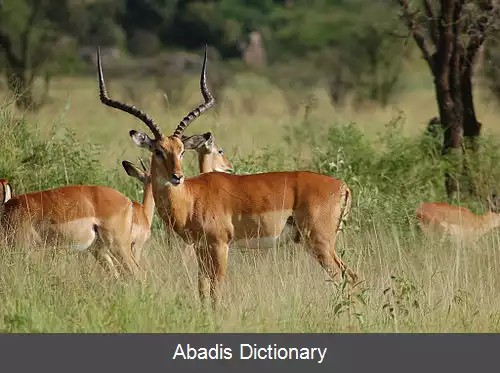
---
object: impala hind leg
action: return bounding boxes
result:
[95,226,142,280]
[307,239,358,284]
[195,241,229,309]
[298,216,358,285]
[331,248,358,283]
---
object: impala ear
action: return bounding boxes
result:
[129,130,153,151]
[182,134,206,150]
[183,132,215,152]
[1,181,12,204]
[122,160,146,183]
[202,132,215,152]
[5,183,12,203]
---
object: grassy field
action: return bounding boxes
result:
[2,62,500,332]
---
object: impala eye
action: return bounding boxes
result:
[155,149,163,158]
[218,149,224,155]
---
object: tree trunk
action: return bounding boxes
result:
[398,0,493,201]
[6,68,35,110]
[461,61,481,196]
[434,77,461,200]
[434,67,463,200]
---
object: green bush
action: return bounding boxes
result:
[0,109,167,233]
[1,117,107,193]
[280,116,500,236]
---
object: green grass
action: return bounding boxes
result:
[2,67,500,332]
[1,227,500,332]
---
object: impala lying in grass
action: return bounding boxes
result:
[416,200,500,244]
[97,46,357,309]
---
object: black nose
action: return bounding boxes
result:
[171,174,182,184]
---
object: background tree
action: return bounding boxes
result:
[0,0,70,109]
[268,0,408,107]
[0,0,125,110]
[398,0,500,199]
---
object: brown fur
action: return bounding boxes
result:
[416,202,500,243]
[0,184,141,279]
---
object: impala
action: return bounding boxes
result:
[97,46,358,308]
[0,181,142,279]
[416,201,500,244]
[121,134,233,265]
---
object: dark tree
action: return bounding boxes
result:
[0,0,77,110]
[398,0,500,199]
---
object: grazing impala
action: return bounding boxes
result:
[122,137,233,265]
[97,46,357,308]
[0,180,142,279]
[416,201,500,244]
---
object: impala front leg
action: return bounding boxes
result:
[195,241,229,310]
[195,244,211,308]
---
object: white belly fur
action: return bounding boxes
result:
[49,218,99,251]
[232,223,297,249]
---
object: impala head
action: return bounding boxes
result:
[182,132,233,173]
[0,179,12,204]
[97,45,216,186]
[122,158,151,185]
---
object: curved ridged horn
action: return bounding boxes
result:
[172,45,215,138]
[96,47,164,140]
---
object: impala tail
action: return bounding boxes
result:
[337,185,352,234]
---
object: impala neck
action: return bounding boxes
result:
[142,179,155,228]
[198,153,212,174]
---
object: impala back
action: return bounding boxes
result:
[416,203,476,227]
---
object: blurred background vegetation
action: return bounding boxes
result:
[0,0,412,109]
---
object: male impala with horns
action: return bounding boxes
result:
[96,46,358,309]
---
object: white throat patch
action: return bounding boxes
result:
[155,177,183,187]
